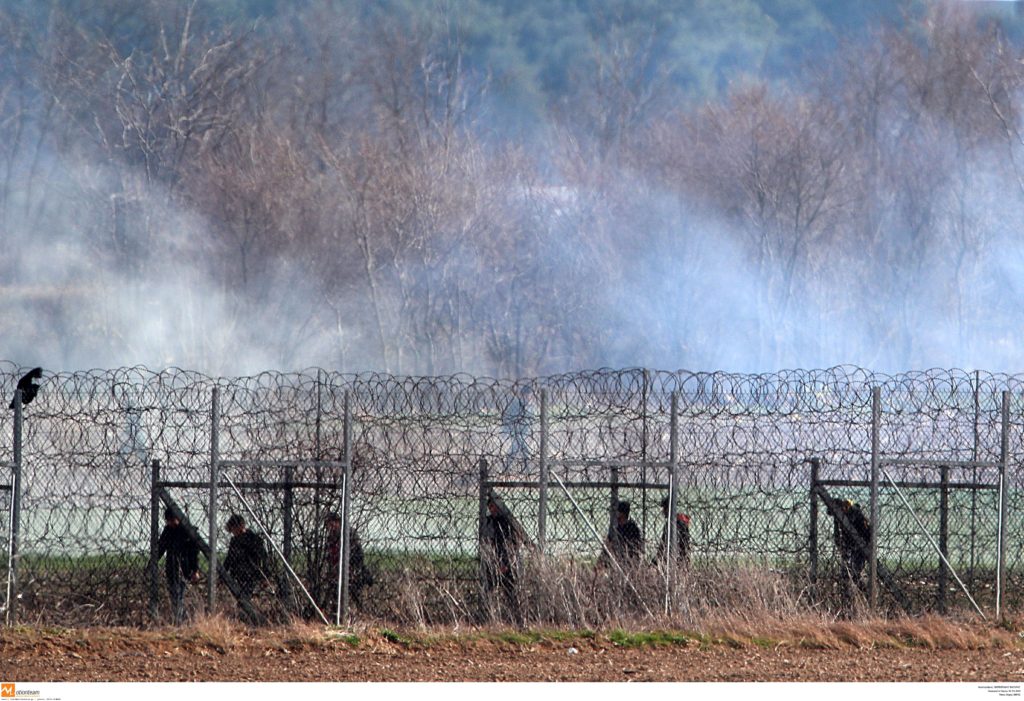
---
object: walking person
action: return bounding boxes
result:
[223,513,269,618]
[156,508,200,625]
[655,496,691,567]
[481,493,523,611]
[602,500,644,567]
[833,498,872,609]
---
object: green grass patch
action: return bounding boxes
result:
[380,628,408,645]
[365,550,478,576]
[608,629,694,647]
[325,631,360,646]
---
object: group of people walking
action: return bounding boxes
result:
[600,498,691,568]
[156,489,872,624]
[155,507,370,625]
[481,493,693,611]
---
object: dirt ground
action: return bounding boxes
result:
[4,622,1024,683]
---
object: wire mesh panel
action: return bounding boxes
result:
[2,362,1024,625]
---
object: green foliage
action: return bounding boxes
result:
[325,630,361,645]
[608,628,695,647]
[380,628,408,645]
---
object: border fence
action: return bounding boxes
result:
[1,362,1023,627]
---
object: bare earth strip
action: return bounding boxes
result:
[3,625,1024,682]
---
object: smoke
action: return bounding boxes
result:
[1,147,313,374]
[4,1,1024,377]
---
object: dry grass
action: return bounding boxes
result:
[280,556,1022,654]
[6,558,1017,657]
[1,611,1017,657]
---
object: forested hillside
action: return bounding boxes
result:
[3,0,1024,376]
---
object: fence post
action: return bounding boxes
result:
[208,386,220,614]
[9,390,22,626]
[283,464,294,564]
[970,370,980,591]
[315,369,323,461]
[281,463,294,605]
[478,456,490,594]
[609,465,620,536]
[998,391,1010,620]
[538,389,548,555]
[340,390,353,625]
[809,457,819,589]
[869,386,880,609]
[149,459,162,620]
[665,392,679,614]
[641,369,650,539]
[938,463,949,613]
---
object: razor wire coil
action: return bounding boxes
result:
[0,362,1022,624]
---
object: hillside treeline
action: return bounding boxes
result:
[2,1,1024,375]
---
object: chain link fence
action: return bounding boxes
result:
[1,362,1022,626]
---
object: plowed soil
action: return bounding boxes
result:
[3,624,1024,682]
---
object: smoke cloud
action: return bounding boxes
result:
[3,2,1024,377]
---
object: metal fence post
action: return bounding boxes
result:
[315,369,323,461]
[869,386,880,608]
[281,463,295,605]
[538,389,548,555]
[9,390,22,626]
[665,392,679,614]
[478,456,490,594]
[149,459,162,620]
[609,465,620,535]
[641,369,650,539]
[938,463,949,613]
[340,390,353,625]
[283,464,294,564]
[809,457,820,588]
[998,391,1010,620]
[208,386,220,613]
[970,370,980,591]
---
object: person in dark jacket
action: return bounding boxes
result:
[603,500,644,566]
[833,498,872,609]
[655,496,691,567]
[156,508,200,624]
[482,493,522,601]
[224,513,269,604]
[834,499,871,580]
[324,512,373,612]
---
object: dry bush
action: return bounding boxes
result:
[174,612,251,651]
[348,554,1017,654]
[366,554,819,632]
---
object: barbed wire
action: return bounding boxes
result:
[0,362,1020,625]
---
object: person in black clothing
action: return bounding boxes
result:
[324,512,373,613]
[834,499,871,579]
[224,513,269,605]
[833,498,872,608]
[655,496,691,567]
[156,508,200,625]
[482,493,521,600]
[603,500,644,567]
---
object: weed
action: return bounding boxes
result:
[380,628,406,645]
[608,629,692,647]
